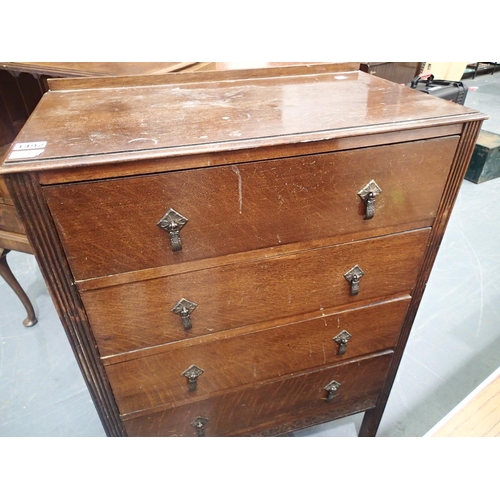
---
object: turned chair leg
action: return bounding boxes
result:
[0,248,38,327]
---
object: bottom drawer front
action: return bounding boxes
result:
[107,298,409,415]
[123,351,393,437]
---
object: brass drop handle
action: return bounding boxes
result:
[157,208,188,252]
[182,364,204,392]
[324,380,341,402]
[358,180,382,220]
[364,191,376,219]
[172,298,197,331]
[191,416,209,437]
[333,330,352,355]
[344,265,364,296]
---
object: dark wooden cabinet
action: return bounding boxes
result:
[0,64,486,437]
[360,62,422,84]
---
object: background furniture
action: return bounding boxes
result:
[359,62,422,83]
[465,130,500,184]
[464,62,500,79]
[419,62,468,81]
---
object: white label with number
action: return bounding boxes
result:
[13,141,47,151]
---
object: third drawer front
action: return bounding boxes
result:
[106,297,409,415]
[122,351,393,437]
[83,228,429,357]
[43,136,458,281]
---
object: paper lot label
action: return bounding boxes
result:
[13,141,47,150]
[9,141,47,160]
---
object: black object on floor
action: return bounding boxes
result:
[408,74,468,105]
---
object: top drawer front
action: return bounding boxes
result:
[44,137,458,281]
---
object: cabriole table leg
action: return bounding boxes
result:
[0,248,37,327]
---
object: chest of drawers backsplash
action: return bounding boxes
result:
[0,65,486,437]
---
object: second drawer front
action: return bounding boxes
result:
[107,297,409,415]
[84,229,429,356]
[44,137,458,280]
[123,351,393,437]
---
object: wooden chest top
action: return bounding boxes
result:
[1,65,485,175]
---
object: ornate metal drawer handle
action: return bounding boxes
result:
[191,416,209,437]
[333,330,352,355]
[344,265,364,296]
[172,298,197,331]
[182,364,204,392]
[157,208,188,252]
[358,180,382,220]
[324,380,341,402]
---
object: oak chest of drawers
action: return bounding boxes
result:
[0,64,486,437]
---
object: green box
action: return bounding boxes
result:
[465,130,500,184]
